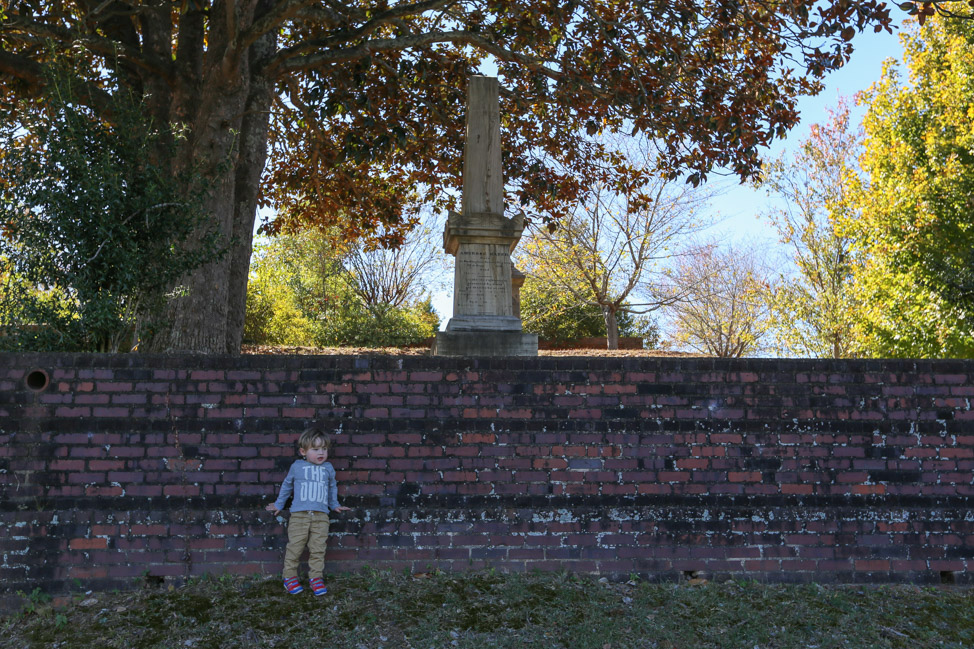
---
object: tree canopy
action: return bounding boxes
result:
[667,243,773,357]
[1,0,893,353]
[841,12,974,357]
[518,237,660,347]
[244,231,439,347]
[517,138,712,349]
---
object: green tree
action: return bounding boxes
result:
[243,235,324,345]
[1,0,893,353]
[0,72,218,352]
[759,99,861,358]
[841,13,974,357]
[315,286,439,348]
[519,270,659,345]
[519,274,607,342]
[244,232,439,348]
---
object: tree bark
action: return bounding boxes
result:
[603,305,620,350]
[225,1,277,354]
[149,1,260,354]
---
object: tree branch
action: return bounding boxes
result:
[4,12,174,84]
[238,0,315,58]
[274,0,459,62]
[270,29,605,100]
[0,47,117,116]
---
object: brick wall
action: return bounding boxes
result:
[1,353,972,609]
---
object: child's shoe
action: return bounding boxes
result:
[309,577,328,596]
[284,577,303,594]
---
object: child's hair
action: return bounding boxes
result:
[297,427,331,451]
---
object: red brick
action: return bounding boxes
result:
[854,560,890,571]
[50,459,85,471]
[68,472,106,484]
[728,471,761,482]
[372,447,405,458]
[442,471,477,482]
[164,485,201,497]
[781,484,814,495]
[410,372,443,381]
[86,485,124,496]
[532,458,567,469]
[55,407,91,417]
[92,407,130,417]
[190,538,227,550]
[190,370,225,381]
[652,471,684,482]
[852,485,886,495]
[123,485,163,497]
[711,433,743,444]
[89,459,127,471]
[498,408,535,418]
[280,407,315,418]
[68,567,110,579]
[69,537,108,550]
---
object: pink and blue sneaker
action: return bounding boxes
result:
[284,577,303,594]
[309,577,328,596]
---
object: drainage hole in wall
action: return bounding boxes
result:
[682,570,698,581]
[940,571,956,585]
[144,574,166,588]
[25,369,50,392]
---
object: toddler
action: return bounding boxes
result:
[266,427,350,595]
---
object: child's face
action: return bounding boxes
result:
[301,443,328,464]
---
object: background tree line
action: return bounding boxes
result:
[0,0,893,353]
[245,0,974,361]
[4,8,973,358]
[524,11,974,358]
[243,224,441,348]
[760,12,974,358]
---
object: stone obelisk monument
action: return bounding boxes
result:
[432,76,538,356]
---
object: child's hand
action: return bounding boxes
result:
[265,503,280,515]
[333,506,351,513]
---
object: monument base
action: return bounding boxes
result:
[432,331,538,357]
[446,315,522,332]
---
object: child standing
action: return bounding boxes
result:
[266,427,350,595]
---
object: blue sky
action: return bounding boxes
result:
[709,25,906,247]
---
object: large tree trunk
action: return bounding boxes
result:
[226,3,277,354]
[150,0,264,354]
[603,306,620,350]
[160,116,241,353]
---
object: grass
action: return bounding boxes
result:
[2,570,972,649]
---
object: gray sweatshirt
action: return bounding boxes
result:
[272,460,341,513]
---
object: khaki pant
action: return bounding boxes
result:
[282,510,330,580]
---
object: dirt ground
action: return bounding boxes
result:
[241,344,703,357]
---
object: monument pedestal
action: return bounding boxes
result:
[435,209,538,357]
[446,314,522,332]
[432,331,538,357]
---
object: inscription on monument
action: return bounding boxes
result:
[455,245,512,317]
